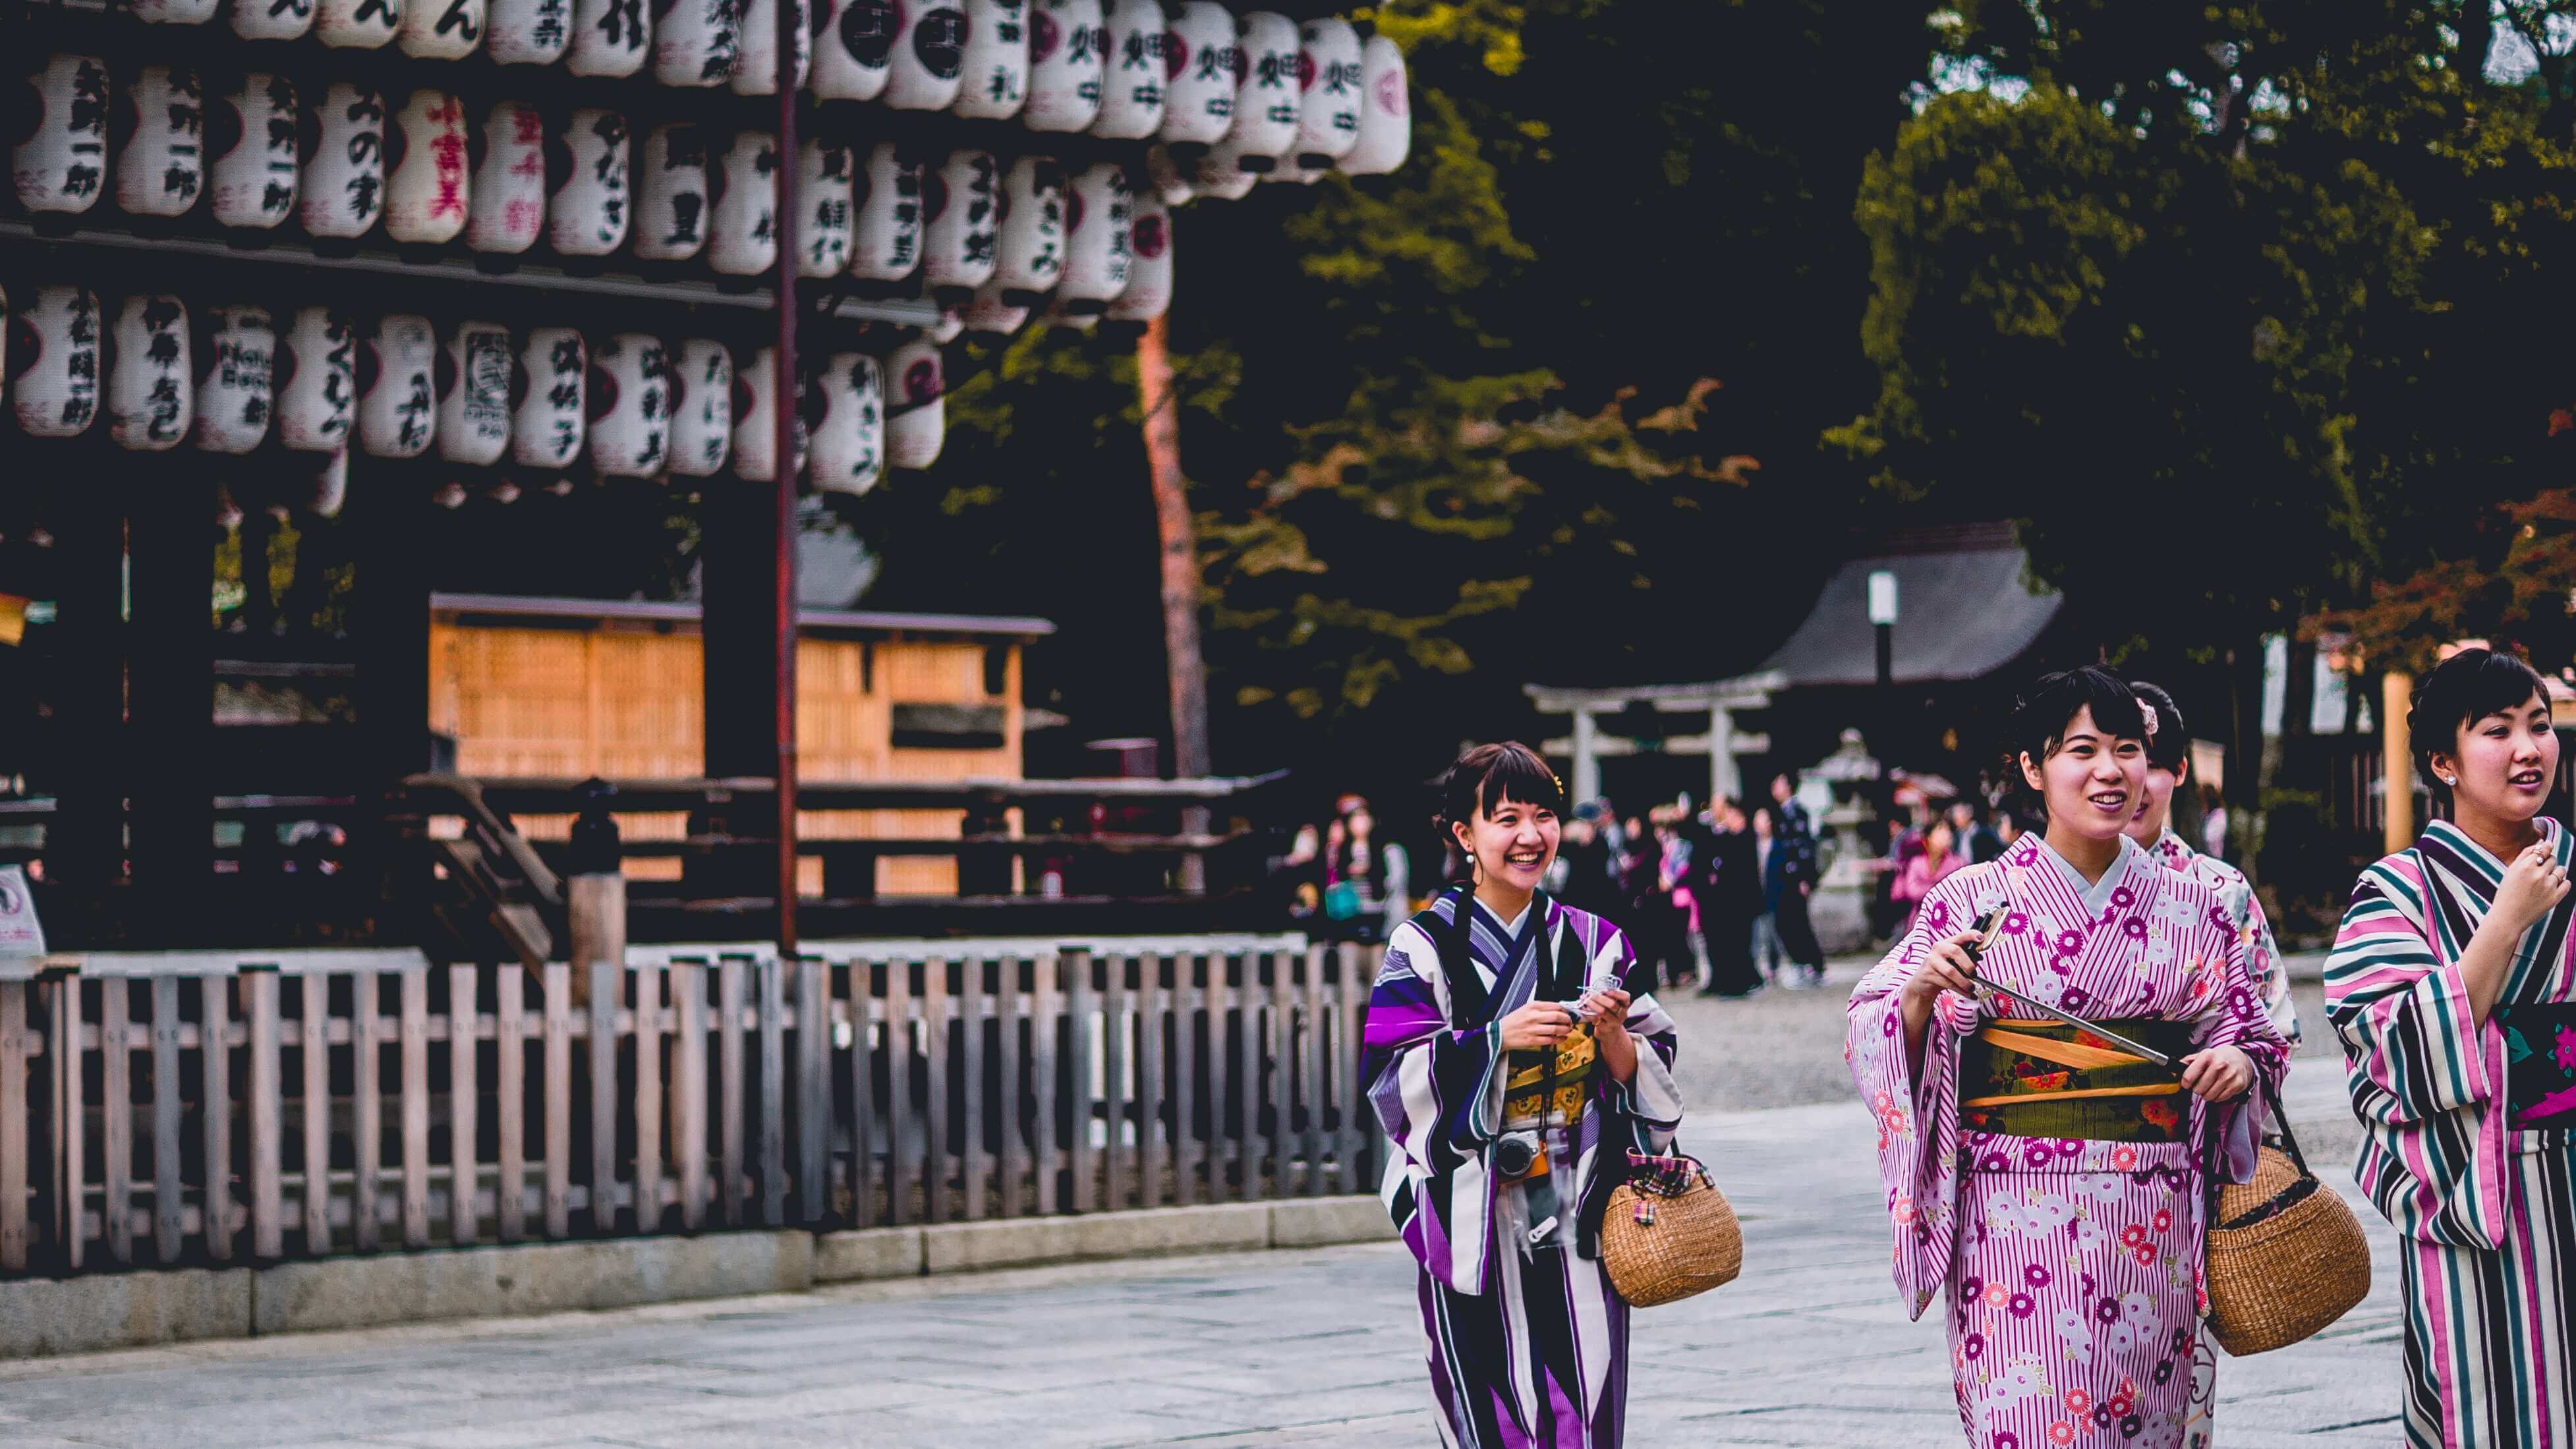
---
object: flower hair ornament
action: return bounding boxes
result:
[2138,706,2160,743]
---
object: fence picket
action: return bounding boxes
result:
[244,969,279,1261]
[304,973,333,1253]
[674,961,707,1231]
[1267,951,1294,1199]
[846,961,874,1229]
[718,957,746,1228]
[795,959,827,1224]
[757,958,786,1227]
[542,963,573,1239]
[589,960,619,1234]
[1304,946,1329,1196]
[994,953,1020,1219]
[497,967,527,1242]
[1065,948,1094,1215]
[959,955,985,1222]
[882,957,912,1226]
[920,956,949,1224]
[399,966,430,1249]
[56,976,84,1271]
[1226,952,1251,1203]
[1173,953,1198,1208]
[633,962,664,1235]
[1,983,30,1270]
[1336,947,1363,1195]
[151,976,182,1263]
[200,973,231,1261]
[349,971,375,1253]
[1031,952,1059,1216]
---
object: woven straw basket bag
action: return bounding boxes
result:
[1600,1151,1742,1308]
[2203,1111,2370,1356]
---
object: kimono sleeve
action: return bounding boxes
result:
[1590,924,1682,1151]
[2326,857,2494,1127]
[2237,878,2299,1044]
[1845,869,1987,1321]
[2181,894,2293,1183]
[1362,919,1503,1293]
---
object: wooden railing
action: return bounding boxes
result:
[0,936,1380,1276]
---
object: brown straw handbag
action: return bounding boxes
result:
[2202,1107,2370,1356]
[1600,1149,1742,1308]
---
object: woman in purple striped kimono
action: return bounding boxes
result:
[1363,741,1684,1448]
[2326,647,2576,1448]
[1847,668,2289,1449]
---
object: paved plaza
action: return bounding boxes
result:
[0,962,2401,1447]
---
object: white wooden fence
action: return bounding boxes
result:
[0,936,1383,1274]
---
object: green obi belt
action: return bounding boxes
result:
[1959,1017,2193,1144]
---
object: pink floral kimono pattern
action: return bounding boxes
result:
[1846,837,2291,1449]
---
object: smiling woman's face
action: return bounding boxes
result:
[2435,690,2559,828]
[2020,705,2148,843]
[1452,793,1560,893]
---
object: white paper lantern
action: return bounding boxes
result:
[1293,18,1361,169]
[654,0,739,86]
[807,352,881,494]
[922,148,1000,300]
[488,0,573,65]
[401,0,486,61]
[847,141,921,284]
[436,320,514,465]
[667,338,731,478]
[316,0,399,48]
[194,304,274,455]
[963,276,1029,337]
[1193,138,1257,200]
[1221,10,1296,171]
[108,295,191,451]
[465,100,546,254]
[308,446,350,519]
[209,73,298,229]
[1340,34,1410,176]
[1159,3,1236,149]
[233,0,315,43]
[276,305,355,453]
[1103,189,1170,321]
[1023,0,1102,134]
[811,0,895,101]
[883,2,967,111]
[728,0,807,94]
[795,140,853,278]
[1144,141,1192,205]
[954,0,1030,120]
[884,336,943,470]
[384,89,469,244]
[995,154,1065,304]
[632,124,709,262]
[299,83,386,239]
[1089,0,1165,139]
[14,56,109,217]
[1056,160,1130,314]
[11,287,99,438]
[115,66,204,219]
[708,129,778,276]
[512,326,586,467]
[730,345,781,480]
[132,0,219,24]
[548,107,631,257]
[588,332,670,477]
[568,0,652,77]
[358,314,437,458]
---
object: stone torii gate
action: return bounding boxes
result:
[1525,672,1787,808]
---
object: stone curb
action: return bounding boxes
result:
[0,1197,1396,1360]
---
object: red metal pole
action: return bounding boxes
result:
[772,20,801,957]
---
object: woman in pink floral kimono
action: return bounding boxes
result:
[1846,668,2291,1449]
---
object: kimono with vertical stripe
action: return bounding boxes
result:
[1847,836,2289,1449]
[2146,827,2297,1044]
[2327,816,2576,1448]
[1364,891,1684,1449]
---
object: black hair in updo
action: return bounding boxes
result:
[1433,742,1566,844]
[2409,648,2550,803]
[2130,681,2189,773]
[2009,666,2149,774]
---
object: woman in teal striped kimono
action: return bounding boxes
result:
[2328,647,2576,1448]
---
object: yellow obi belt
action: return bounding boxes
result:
[1959,1017,2192,1143]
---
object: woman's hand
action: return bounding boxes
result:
[1499,1000,1576,1052]
[2178,1044,2254,1102]
[1584,989,1638,1083]
[2496,843,2571,934]
[1899,930,1982,1016]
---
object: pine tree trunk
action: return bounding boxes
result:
[1138,312,1211,781]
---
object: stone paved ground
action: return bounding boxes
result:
[0,955,2394,1448]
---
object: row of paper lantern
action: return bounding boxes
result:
[2,287,944,491]
[14,65,1177,313]
[63,0,1408,176]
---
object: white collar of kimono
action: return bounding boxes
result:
[2030,832,2145,916]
